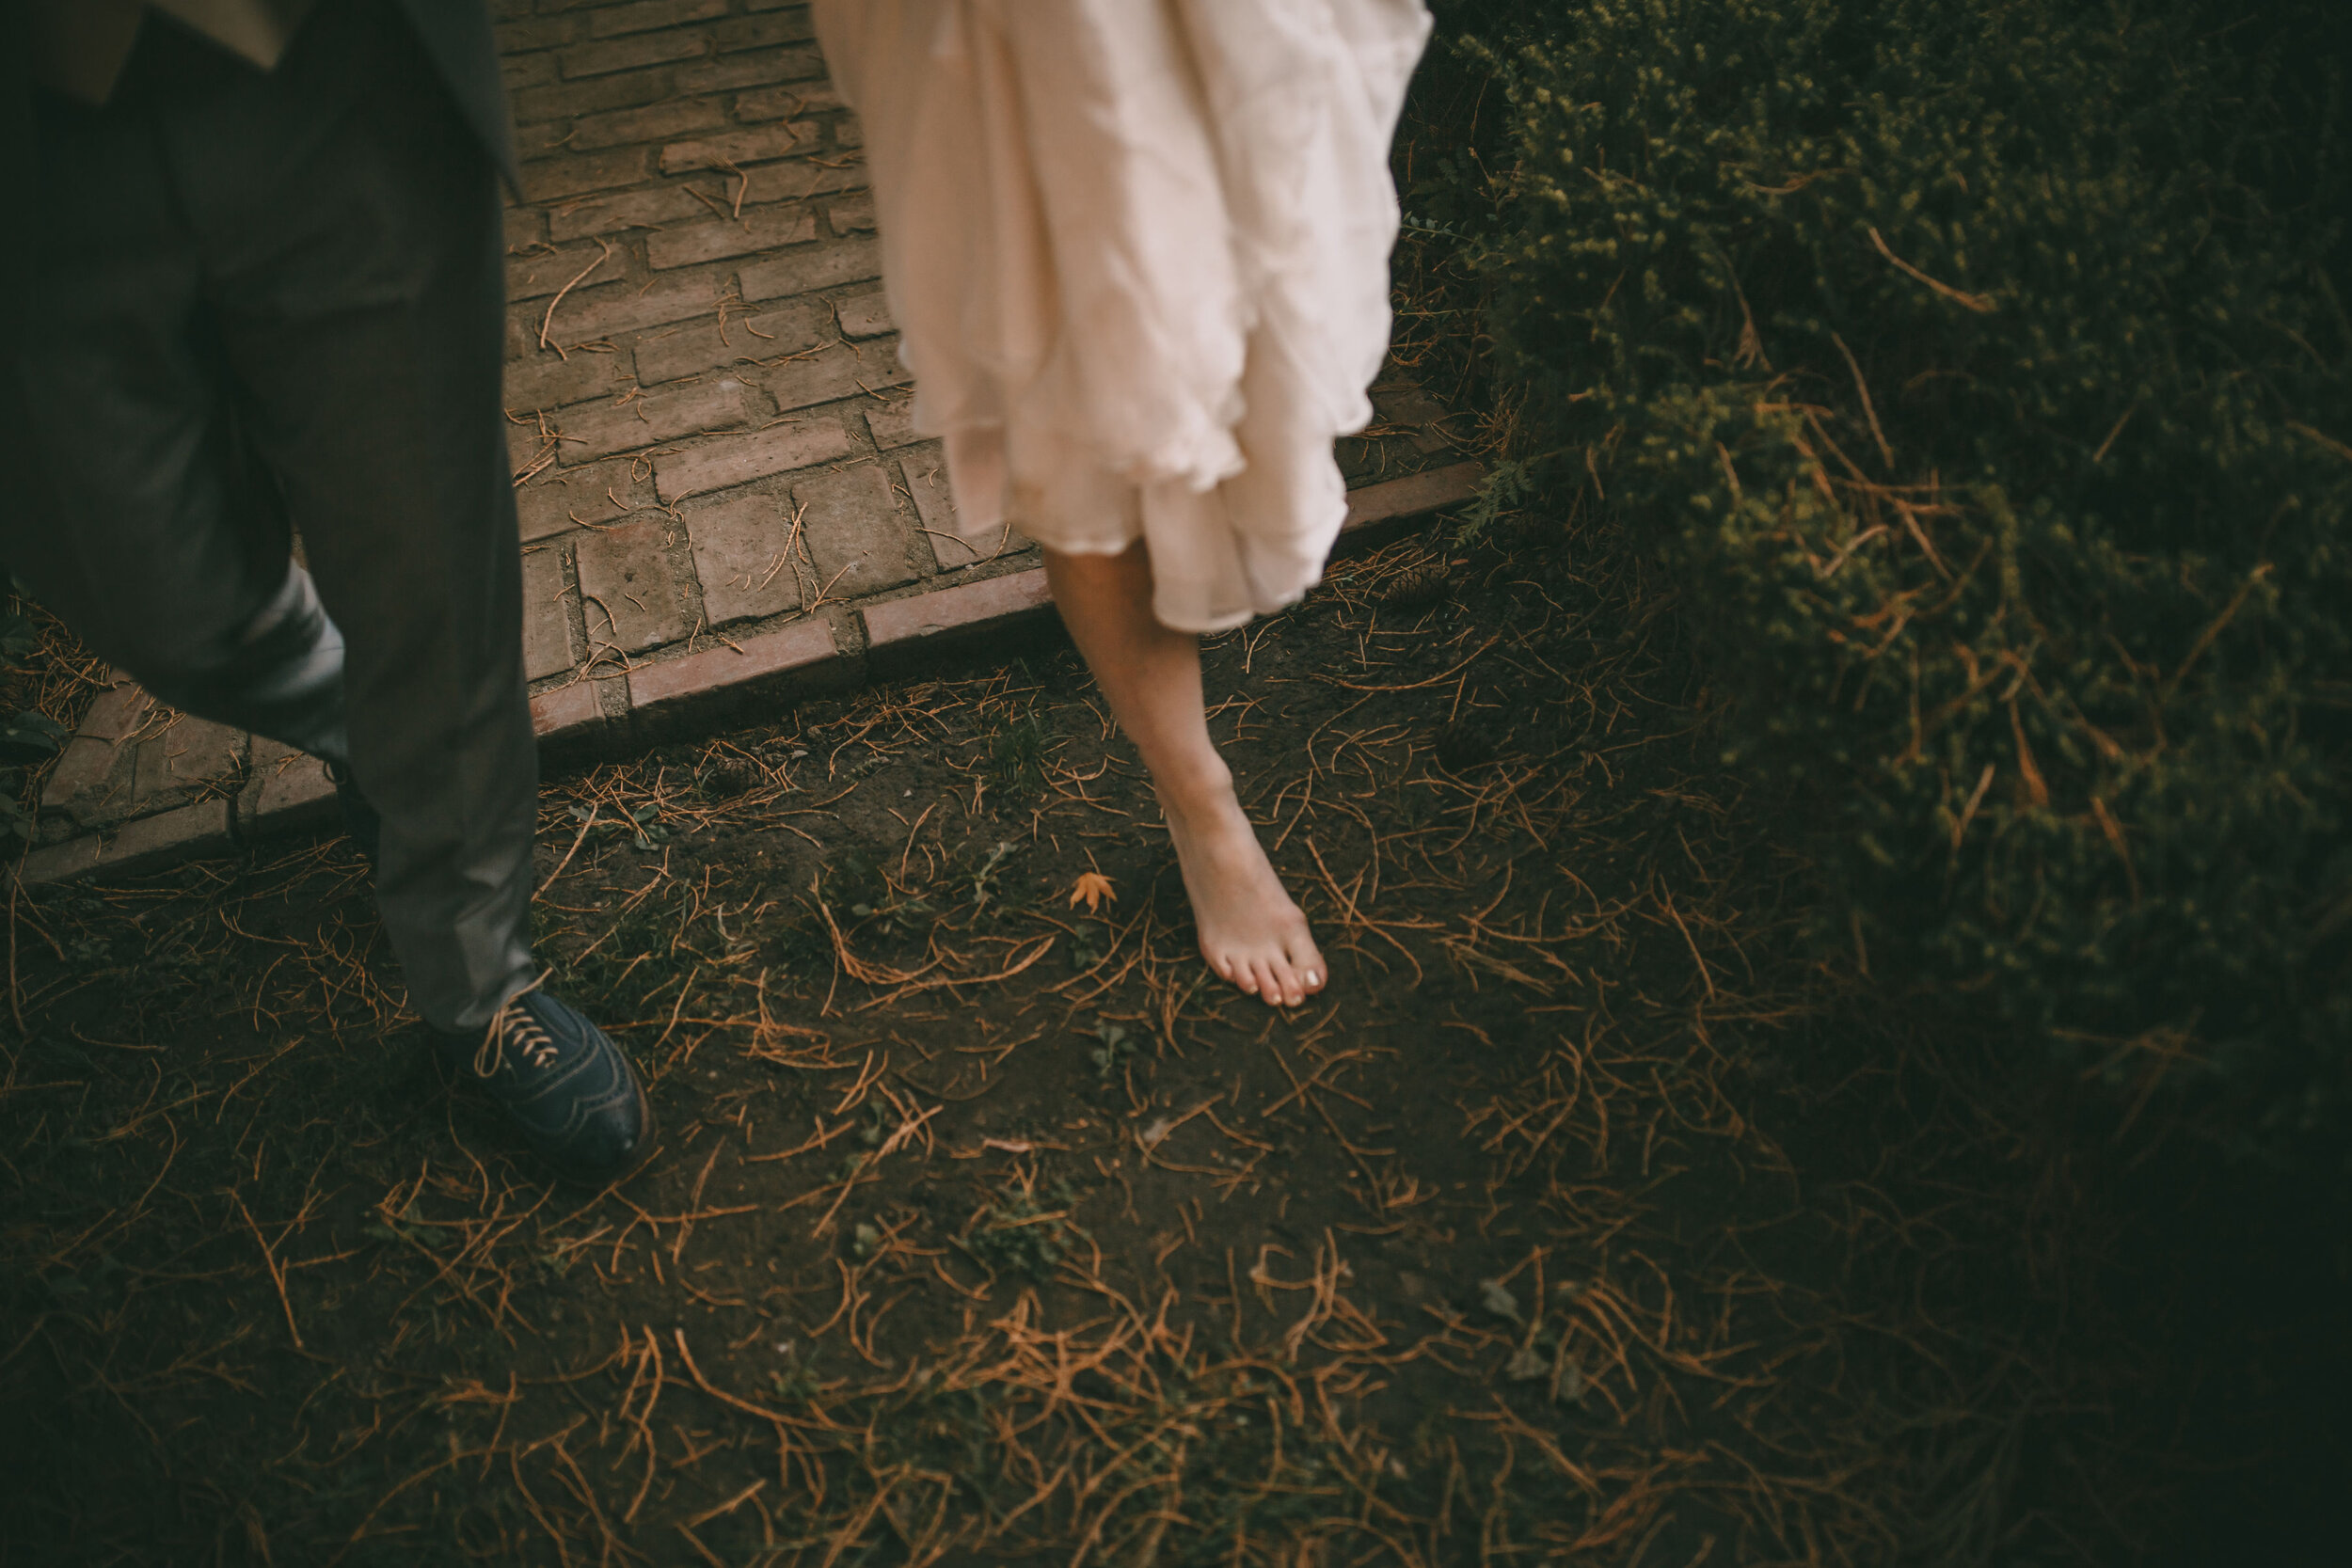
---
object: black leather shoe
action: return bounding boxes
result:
[435,988,653,1184]
[322,761,380,862]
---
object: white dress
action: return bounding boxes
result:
[813,0,1431,632]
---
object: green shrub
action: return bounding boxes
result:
[1462,0,2352,1160]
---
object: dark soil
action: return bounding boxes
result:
[1,517,2343,1566]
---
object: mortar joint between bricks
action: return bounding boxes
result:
[879,451,933,589]
[548,537,594,693]
[660,504,717,659]
[592,675,631,727]
[823,605,866,659]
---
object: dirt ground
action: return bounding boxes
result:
[2,515,2343,1566]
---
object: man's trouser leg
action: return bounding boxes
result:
[0,2,537,1031]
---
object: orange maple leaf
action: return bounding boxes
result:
[1069,871,1117,914]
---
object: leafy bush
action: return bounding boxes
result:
[1461,0,2352,1159]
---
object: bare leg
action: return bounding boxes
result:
[1044,542,1326,1007]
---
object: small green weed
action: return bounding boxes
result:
[1089,1022,1136,1083]
[963,1185,1084,1282]
[988,712,1049,795]
[966,839,1020,914]
[832,848,935,939]
[1067,919,1110,972]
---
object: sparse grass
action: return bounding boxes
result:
[987,708,1050,796]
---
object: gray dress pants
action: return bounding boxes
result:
[0,1,537,1031]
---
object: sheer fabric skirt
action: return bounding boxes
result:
[814,0,1431,632]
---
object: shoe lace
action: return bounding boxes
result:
[472,972,558,1076]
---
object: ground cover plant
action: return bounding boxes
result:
[4,512,2344,1565]
[1449,0,2352,1162]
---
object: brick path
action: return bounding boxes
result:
[24,0,1476,882]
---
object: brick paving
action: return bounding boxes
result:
[23,0,1476,883]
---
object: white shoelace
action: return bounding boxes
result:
[472,973,558,1077]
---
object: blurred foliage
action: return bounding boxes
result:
[1437,0,2352,1164]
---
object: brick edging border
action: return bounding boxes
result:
[19,462,1482,885]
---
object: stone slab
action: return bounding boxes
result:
[575,517,693,653]
[540,271,734,345]
[561,30,707,79]
[632,299,828,385]
[522,545,576,680]
[674,42,823,95]
[738,82,843,121]
[1340,460,1484,539]
[104,800,237,870]
[826,192,876,235]
[683,489,804,627]
[899,447,1030,570]
[862,567,1057,679]
[20,834,102,883]
[568,95,728,152]
[865,397,916,449]
[731,154,865,208]
[131,716,245,816]
[504,347,635,416]
[628,616,852,742]
[652,417,857,503]
[501,50,560,96]
[40,676,151,824]
[711,13,814,53]
[835,290,893,340]
[238,738,338,838]
[511,66,672,125]
[531,678,608,745]
[1372,384,1461,452]
[507,243,627,302]
[647,205,818,271]
[557,376,749,462]
[40,736,130,830]
[794,466,915,598]
[28,459,1490,880]
[510,419,558,476]
[755,337,907,413]
[546,182,723,241]
[516,456,660,543]
[739,238,880,301]
[24,800,237,884]
[590,0,729,40]
[659,122,816,173]
[517,148,653,205]
[80,675,156,742]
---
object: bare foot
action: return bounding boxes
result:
[1161,777,1326,1007]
